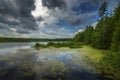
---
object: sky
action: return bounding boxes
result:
[0,0,119,38]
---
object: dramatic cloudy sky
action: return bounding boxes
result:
[0,0,119,38]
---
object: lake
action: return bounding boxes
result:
[0,42,101,80]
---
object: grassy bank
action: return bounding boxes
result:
[34,42,82,49]
[80,46,120,80]
[80,46,106,63]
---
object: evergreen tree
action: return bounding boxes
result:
[92,17,114,49]
[111,20,120,51]
[84,26,94,44]
[99,2,108,18]
[111,3,120,51]
[74,2,120,51]
[74,31,85,42]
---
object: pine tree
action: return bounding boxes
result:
[111,3,120,51]
[99,2,108,18]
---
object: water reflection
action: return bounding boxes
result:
[0,43,100,80]
[0,42,47,55]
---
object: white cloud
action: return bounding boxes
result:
[92,21,98,28]
[10,28,17,31]
[74,29,84,35]
[31,0,97,38]
[1,0,119,38]
[32,0,49,18]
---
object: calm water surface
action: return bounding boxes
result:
[0,42,101,80]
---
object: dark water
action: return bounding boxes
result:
[0,43,101,80]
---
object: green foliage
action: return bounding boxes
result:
[97,51,120,80]
[99,2,108,17]
[74,26,94,45]
[34,42,82,49]
[111,20,120,51]
[0,37,72,43]
[74,2,120,50]
[34,43,47,49]
[84,26,94,44]
[81,46,120,80]
[73,4,120,79]
[47,42,82,48]
[74,32,85,42]
[92,17,114,49]
[111,3,120,51]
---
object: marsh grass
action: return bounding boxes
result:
[34,42,82,49]
[80,46,120,80]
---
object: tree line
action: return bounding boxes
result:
[74,2,120,51]
[0,37,72,43]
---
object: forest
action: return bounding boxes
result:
[74,2,120,52]
[0,37,72,43]
[73,3,120,79]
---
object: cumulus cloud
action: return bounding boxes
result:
[32,0,119,38]
[0,0,38,34]
[33,0,118,26]
[42,0,67,10]
[0,0,119,38]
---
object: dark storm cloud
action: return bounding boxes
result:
[0,15,19,26]
[0,0,38,34]
[36,16,44,21]
[42,0,67,9]
[16,0,35,17]
[40,0,119,26]
[0,0,119,38]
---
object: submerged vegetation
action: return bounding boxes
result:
[34,42,82,49]
[80,46,120,80]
